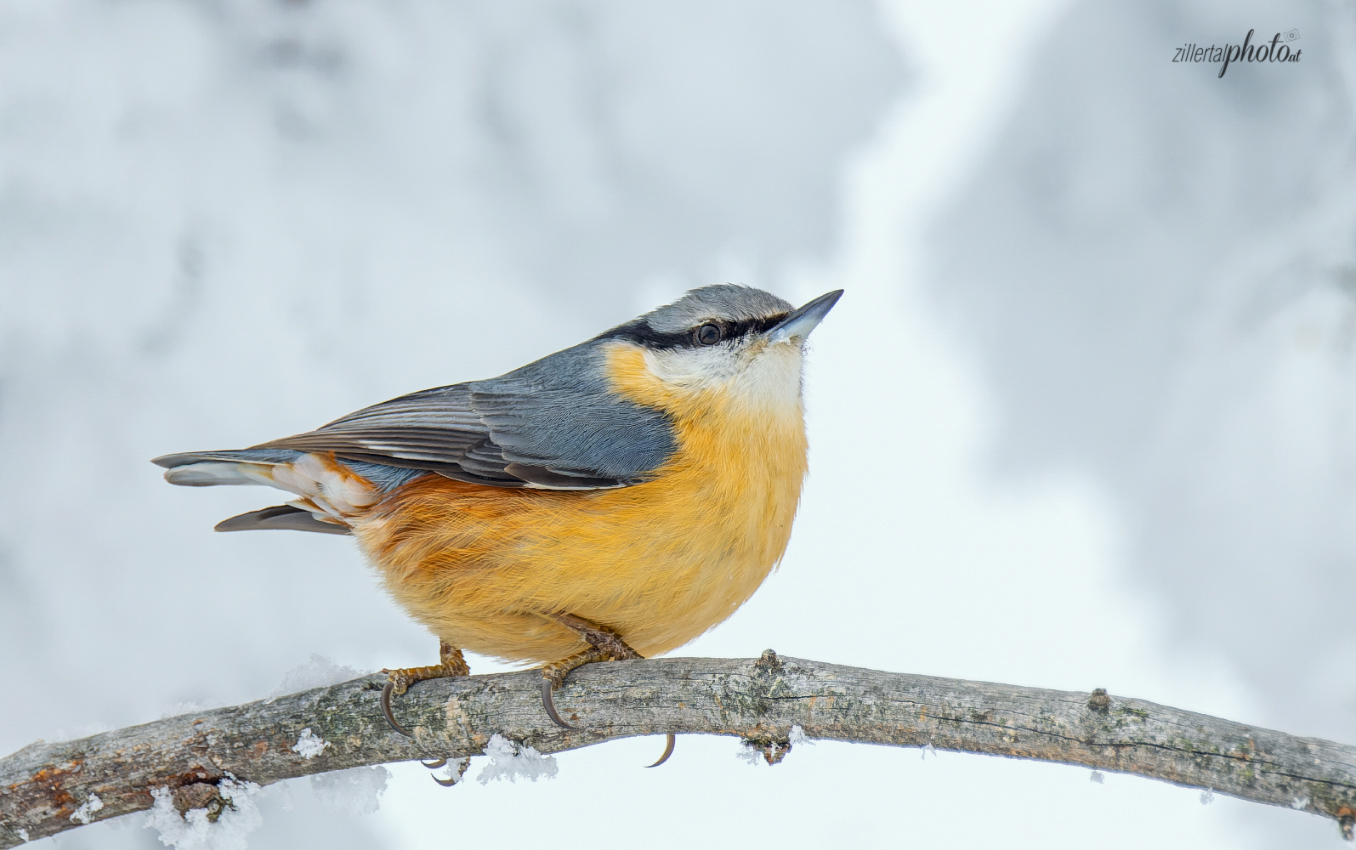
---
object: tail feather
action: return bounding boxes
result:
[155,450,379,534]
[156,449,303,487]
[153,449,301,470]
[161,462,256,487]
[215,505,351,536]
[154,448,395,534]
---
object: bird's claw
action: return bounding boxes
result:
[646,733,676,768]
[379,646,470,738]
[537,643,606,730]
[541,679,576,730]
[380,680,414,738]
[423,756,469,787]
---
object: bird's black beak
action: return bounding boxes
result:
[768,290,844,343]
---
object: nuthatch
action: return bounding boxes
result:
[155,285,841,767]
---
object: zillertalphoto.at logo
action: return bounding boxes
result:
[1172,28,1301,78]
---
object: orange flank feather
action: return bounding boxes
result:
[352,339,810,664]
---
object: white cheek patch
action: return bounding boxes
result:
[643,345,743,388]
[643,340,804,415]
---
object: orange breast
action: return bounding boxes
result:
[352,342,809,664]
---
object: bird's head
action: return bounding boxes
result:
[596,285,842,417]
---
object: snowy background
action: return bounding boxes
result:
[1,0,1353,848]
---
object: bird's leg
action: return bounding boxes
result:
[551,613,643,662]
[381,641,470,738]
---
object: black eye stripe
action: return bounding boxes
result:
[598,313,791,350]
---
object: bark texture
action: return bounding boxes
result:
[3,652,1354,846]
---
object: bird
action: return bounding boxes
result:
[154,284,841,767]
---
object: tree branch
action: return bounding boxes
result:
[3,652,1354,846]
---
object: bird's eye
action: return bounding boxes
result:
[696,323,722,346]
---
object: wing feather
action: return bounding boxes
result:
[257,343,677,489]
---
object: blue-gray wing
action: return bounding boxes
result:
[258,343,676,490]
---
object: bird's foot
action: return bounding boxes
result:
[381,641,470,737]
[539,645,610,730]
[538,616,642,729]
[535,614,675,766]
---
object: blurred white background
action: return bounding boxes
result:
[1,0,1352,848]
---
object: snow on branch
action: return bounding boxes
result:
[3,652,1355,846]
